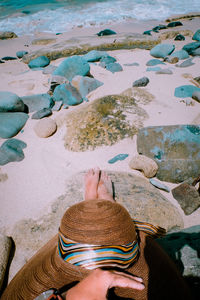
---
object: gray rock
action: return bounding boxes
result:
[146,66,162,72]
[42,65,57,74]
[170,49,189,60]
[99,55,116,67]
[0,235,12,291]
[71,75,103,100]
[150,43,175,58]
[53,55,90,81]
[137,125,200,183]
[83,50,108,62]
[149,178,170,192]
[172,183,200,215]
[192,91,200,103]
[176,58,195,68]
[0,91,25,112]
[0,139,27,165]
[191,47,200,56]
[156,68,173,74]
[0,112,29,139]
[132,77,149,87]
[31,108,52,119]
[124,62,139,66]
[53,83,83,106]
[105,62,123,73]
[146,59,165,66]
[21,94,54,113]
[28,55,50,69]
[52,101,62,111]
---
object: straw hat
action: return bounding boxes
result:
[2,200,191,300]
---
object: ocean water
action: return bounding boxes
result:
[0,0,199,36]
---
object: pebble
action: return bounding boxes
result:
[108,154,129,164]
[149,178,170,192]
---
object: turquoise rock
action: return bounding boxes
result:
[191,47,200,56]
[0,112,29,138]
[176,58,194,68]
[72,76,103,100]
[28,56,50,69]
[174,34,185,41]
[150,43,175,58]
[146,66,161,72]
[146,59,165,66]
[31,108,52,119]
[0,138,27,165]
[83,50,108,62]
[182,41,200,54]
[143,30,152,35]
[108,154,129,164]
[192,29,200,41]
[170,50,189,60]
[0,91,25,112]
[149,178,170,192]
[97,29,116,36]
[16,50,28,58]
[21,93,54,113]
[105,62,123,73]
[53,83,83,106]
[99,55,117,67]
[167,21,183,27]
[174,85,200,98]
[53,55,90,81]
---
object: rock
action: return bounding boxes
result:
[53,83,83,106]
[53,55,90,81]
[159,30,193,41]
[167,21,183,27]
[34,118,57,138]
[52,101,62,111]
[99,55,117,67]
[28,56,50,69]
[124,62,139,66]
[0,31,18,39]
[108,154,129,164]
[164,56,179,64]
[146,66,161,72]
[172,182,200,215]
[0,91,25,112]
[42,65,57,74]
[0,139,27,165]
[174,85,200,98]
[149,178,170,192]
[21,94,54,113]
[146,59,165,66]
[176,58,195,68]
[1,56,17,61]
[97,29,116,36]
[49,75,68,92]
[192,91,200,103]
[105,62,123,73]
[194,76,200,84]
[143,30,152,36]
[63,94,148,151]
[31,38,56,45]
[16,51,28,58]
[174,34,185,41]
[150,43,175,58]
[170,50,189,60]
[0,169,8,182]
[156,68,173,74]
[83,50,108,62]
[71,75,103,100]
[132,77,149,87]
[191,47,200,56]
[192,29,200,41]
[0,235,12,291]
[182,42,200,55]
[0,112,29,139]
[129,154,158,177]
[157,225,200,278]
[31,108,52,119]
[152,24,167,31]
[137,125,200,183]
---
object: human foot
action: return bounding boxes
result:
[97,171,115,202]
[84,168,100,201]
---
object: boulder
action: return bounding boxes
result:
[174,34,185,41]
[21,94,54,113]
[167,21,183,27]
[105,62,123,73]
[172,182,200,215]
[129,154,158,177]
[132,77,149,87]
[53,83,83,106]
[0,139,27,165]
[34,118,57,138]
[0,91,25,112]
[174,85,200,98]
[53,55,90,81]
[83,50,108,62]
[192,91,200,103]
[176,58,195,68]
[97,29,116,36]
[137,125,200,183]
[192,29,200,41]
[170,50,189,60]
[71,75,103,100]
[0,235,12,291]
[16,51,28,59]
[28,56,50,69]
[0,112,29,139]
[0,31,17,39]
[146,59,165,66]
[150,43,175,58]
[31,108,52,119]
[182,42,200,54]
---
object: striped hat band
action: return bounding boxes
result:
[58,220,166,270]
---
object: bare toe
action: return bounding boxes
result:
[97,171,114,202]
[84,167,100,201]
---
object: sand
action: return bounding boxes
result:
[0,13,200,280]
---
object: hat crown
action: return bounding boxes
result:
[60,200,136,245]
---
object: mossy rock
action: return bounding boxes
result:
[63,94,148,151]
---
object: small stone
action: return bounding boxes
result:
[192,29,200,41]
[83,50,108,62]
[31,108,52,119]
[156,69,173,75]
[0,31,18,39]
[105,62,123,73]
[0,91,25,112]
[28,56,50,69]
[34,118,57,138]
[167,21,183,28]
[124,62,139,66]
[146,67,161,72]
[143,30,152,36]
[97,29,116,36]
[16,50,28,58]
[150,43,175,58]
[170,50,189,60]
[132,77,149,87]
[164,56,179,64]
[0,139,27,165]
[149,178,170,192]
[0,235,12,291]
[174,34,185,41]
[172,183,200,215]
[52,101,62,111]
[152,24,167,31]
[42,65,57,74]
[146,59,165,66]
[1,56,17,61]
[176,58,194,68]
[129,154,158,178]
[53,83,83,106]
[0,112,29,138]
[108,154,129,164]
